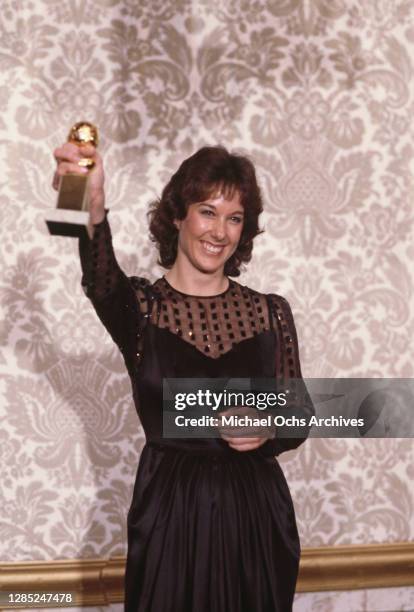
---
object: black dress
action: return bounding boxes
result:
[79,212,314,612]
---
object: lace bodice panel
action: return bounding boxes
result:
[144,277,271,360]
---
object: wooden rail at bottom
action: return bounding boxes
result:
[0,543,413,607]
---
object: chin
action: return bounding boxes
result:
[193,257,226,275]
[197,263,224,275]
[186,245,234,276]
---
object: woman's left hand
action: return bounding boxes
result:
[218,406,274,452]
[221,435,269,451]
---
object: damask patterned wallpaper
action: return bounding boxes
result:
[1,0,413,609]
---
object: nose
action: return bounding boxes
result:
[211,217,226,241]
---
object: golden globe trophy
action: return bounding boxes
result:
[45,121,98,238]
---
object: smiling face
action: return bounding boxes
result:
[174,190,244,276]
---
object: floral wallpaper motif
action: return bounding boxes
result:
[1,0,413,609]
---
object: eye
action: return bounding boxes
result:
[200,208,214,216]
[230,216,243,224]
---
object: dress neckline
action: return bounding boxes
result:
[161,276,234,299]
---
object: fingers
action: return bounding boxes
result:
[221,435,262,444]
[219,426,270,438]
[57,161,89,175]
[223,437,268,452]
[53,143,99,165]
[54,143,80,164]
[52,142,101,190]
[51,161,88,190]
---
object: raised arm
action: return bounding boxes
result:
[52,143,147,368]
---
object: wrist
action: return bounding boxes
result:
[87,208,107,238]
[89,206,106,226]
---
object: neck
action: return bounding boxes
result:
[164,259,229,297]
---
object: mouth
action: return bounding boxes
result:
[200,240,226,255]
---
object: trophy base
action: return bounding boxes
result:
[45,208,90,239]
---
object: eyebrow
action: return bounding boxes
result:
[198,202,244,215]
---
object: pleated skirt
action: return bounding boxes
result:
[124,441,300,612]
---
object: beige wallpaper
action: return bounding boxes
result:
[1,0,413,609]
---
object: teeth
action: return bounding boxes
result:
[202,241,223,254]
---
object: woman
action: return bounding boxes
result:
[52,143,314,611]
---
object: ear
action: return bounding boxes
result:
[173,219,181,230]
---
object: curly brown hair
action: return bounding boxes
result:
[148,146,264,277]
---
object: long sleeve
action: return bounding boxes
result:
[260,294,315,457]
[78,211,148,367]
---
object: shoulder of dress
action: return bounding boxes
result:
[236,282,290,308]
[266,293,291,309]
[233,281,264,299]
[129,276,163,304]
[129,276,151,290]
[266,294,297,329]
[129,276,157,299]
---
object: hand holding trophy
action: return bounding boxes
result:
[47,122,105,238]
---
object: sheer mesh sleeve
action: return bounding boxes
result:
[78,210,148,366]
[260,294,315,457]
